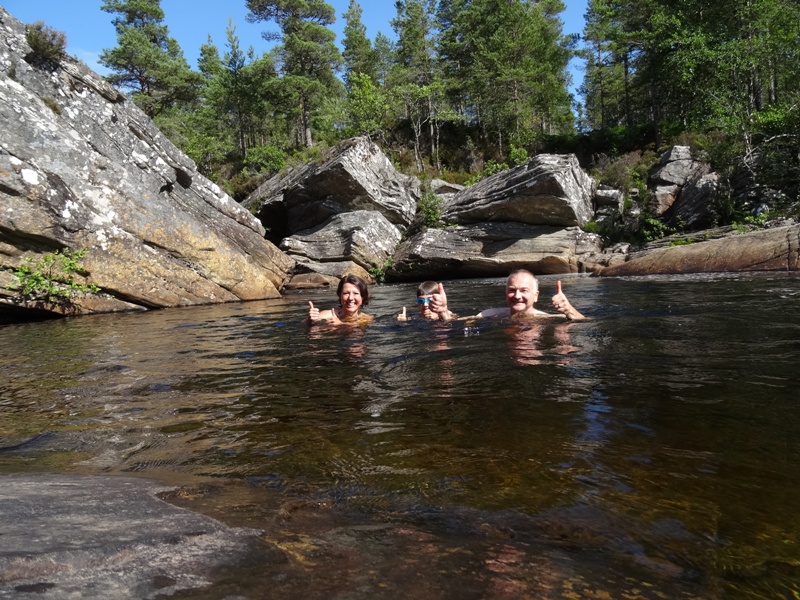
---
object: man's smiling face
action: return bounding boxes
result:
[506,272,539,315]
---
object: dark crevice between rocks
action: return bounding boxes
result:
[175,168,193,189]
[0,302,61,324]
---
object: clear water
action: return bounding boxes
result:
[2,273,800,598]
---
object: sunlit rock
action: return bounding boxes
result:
[388,223,602,280]
[0,7,293,318]
[281,210,401,274]
[244,136,419,241]
[597,223,800,276]
[442,154,596,227]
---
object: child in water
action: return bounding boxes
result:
[397,280,455,321]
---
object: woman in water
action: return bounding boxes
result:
[307,274,373,325]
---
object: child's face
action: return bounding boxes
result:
[416,295,434,318]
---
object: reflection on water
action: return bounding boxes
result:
[2,274,800,598]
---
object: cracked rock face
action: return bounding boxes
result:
[243,137,419,241]
[281,210,402,272]
[442,154,596,228]
[0,7,293,317]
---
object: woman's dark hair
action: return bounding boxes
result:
[337,274,369,306]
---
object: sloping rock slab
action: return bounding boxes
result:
[387,223,602,281]
[442,154,595,227]
[597,224,800,276]
[281,210,401,271]
[0,474,270,599]
[244,137,419,237]
[0,8,293,316]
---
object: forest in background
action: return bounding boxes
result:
[25,0,800,238]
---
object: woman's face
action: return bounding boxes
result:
[339,282,363,316]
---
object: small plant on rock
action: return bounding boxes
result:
[24,22,67,67]
[7,248,99,306]
[368,257,394,283]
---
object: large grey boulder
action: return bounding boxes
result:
[594,185,624,229]
[597,223,800,276]
[647,146,713,220]
[442,154,596,227]
[387,223,603,281]
[667,172,721,229]
[0,7,294,317]
[244,137,419,239]
[281,210,401,272]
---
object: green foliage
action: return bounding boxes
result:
[24,21,67,66]
[225,170,262,201]
[437,0,575,145]
[732,211,771,234]
[7,248,100,305]
[368,257,393,283]
[345,72,389,139]
[640,215,675,243]
[342,0,379,88]
[465,160,509,186]
[593,150,657,203]
[583,220,599,234]
[100,0,202,118]
[285,144,328,170]
[508,145,529,167]
[244,144,286,174]
[246,0,342,149]
[417,181,443,229]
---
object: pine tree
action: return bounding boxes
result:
[99,0,201,118]
[246,0,343,148]
[342,0,378,89]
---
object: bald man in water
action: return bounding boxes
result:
[477,269,585,321]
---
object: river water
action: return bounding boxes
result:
[1,273,799,598]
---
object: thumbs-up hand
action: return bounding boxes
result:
[431,282,448,314]
[308,300,320,322]
[551,280,569,315]
[397,306,408,321]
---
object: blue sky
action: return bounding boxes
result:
[2,0,587,96]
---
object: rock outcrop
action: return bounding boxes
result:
[243,144,601,285]
[387,223,603,281]
[385,154,599,280]
[442,154,595,227]
[243,137,419,241]
[280,210,401,273]
[647,146,717,228]
[596,223,800,276]
[0,7,294,317]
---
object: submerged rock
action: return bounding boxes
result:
[0,474,269,599]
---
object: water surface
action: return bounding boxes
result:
[2,274,799,598]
